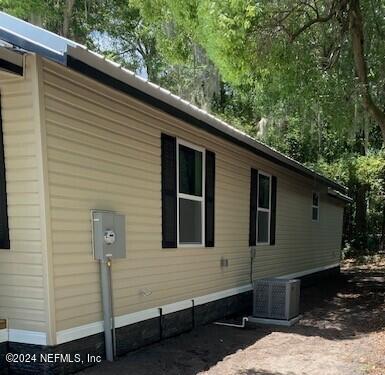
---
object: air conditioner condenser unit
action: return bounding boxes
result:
[248,278,302,326]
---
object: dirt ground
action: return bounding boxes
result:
[82,257,385,375]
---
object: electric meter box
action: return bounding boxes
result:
[91,210,126,260]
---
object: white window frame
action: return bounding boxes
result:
[312,191,320,222]
[256,171,271,245]
[176,138,205,248]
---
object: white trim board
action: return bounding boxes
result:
[6,329,47,345]
[56,262,339,345]
[0,328,8,343]
[0,263,339,346]
[56,321,103,345]
[277,262,340,280]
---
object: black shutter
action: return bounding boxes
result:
[161,134,177,248]
[249,169,258,246]
[270,176,277,245]
[205,151,215,247]
[0,95,9,249]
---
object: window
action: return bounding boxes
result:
[177,140,205,246]
[312,192,319,221]
[257,173,271,244]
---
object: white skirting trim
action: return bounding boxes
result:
[277,262,340,280]
[0,328,8,343]
[5,262,336,346]
[56,284,254,345]
[194,284,253,305]
[0,262,339,346]
[56,321,103,345]
[8,329,47,345]
[56,262,339,345]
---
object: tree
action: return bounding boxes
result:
[272,0,385,141]
[0,0,92,41]
[2,0,384,254]
[142,0,385,143]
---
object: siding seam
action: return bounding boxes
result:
[32,54,57,344]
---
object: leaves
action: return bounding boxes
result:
[1,0,384,252]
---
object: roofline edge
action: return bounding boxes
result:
[65,54,346,192]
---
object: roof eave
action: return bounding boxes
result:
[0,46,23,77]
[65,46,347,192]
[0,8,347,193]
[328,188,353,203]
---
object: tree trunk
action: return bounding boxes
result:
[380,201,385,252]
[62,0,76,38]
[349,0,385,143]
[354,183,368,252]
[29,13,42,27]
[342,203,353,248]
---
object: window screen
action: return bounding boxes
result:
[258,174,270,209]
[178,142,204,245]
[179,198,202,244]
[257,211,269,243]
[179,144,202,196]
[312,192,319,221]
[257,173,271,244]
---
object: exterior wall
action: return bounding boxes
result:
[40,58,344,337]
[0,55,53,344]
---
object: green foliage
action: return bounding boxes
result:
[313,151,385,254]
[313,152,385,188]
[1,1,384,255]
[137,0,385,137]
[0,0,99,44]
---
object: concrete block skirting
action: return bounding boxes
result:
[0,342,9,375]
[3,266,340,374]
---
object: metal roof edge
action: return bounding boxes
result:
[66,46,346,192]
[0,11,347,193]
[328,188,353,203]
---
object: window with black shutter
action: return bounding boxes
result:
[161,134,215,248]
[205,150,215,247]
[161,134,177,248]
[249,169,277,246]
[312,191,320,221]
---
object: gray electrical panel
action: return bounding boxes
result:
[91,210,126,260]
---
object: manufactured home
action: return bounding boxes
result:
[0,12,351,374]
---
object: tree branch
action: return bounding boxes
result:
[288,0,349,41]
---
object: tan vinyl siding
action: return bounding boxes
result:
[41,59,343,332]
[0,55,50,334]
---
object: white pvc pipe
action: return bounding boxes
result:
[213,317,249,328]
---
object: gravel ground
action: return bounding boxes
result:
[81,257,385,375]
